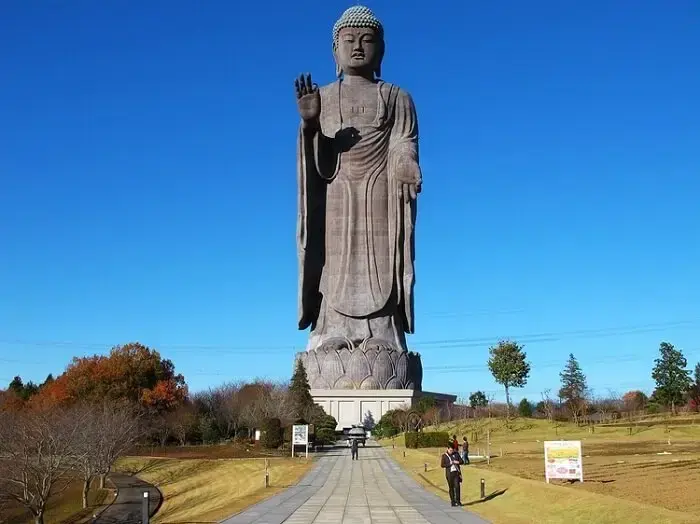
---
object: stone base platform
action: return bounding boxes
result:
[311,388,457,430]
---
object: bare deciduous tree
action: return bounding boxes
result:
[95,402,141,489]
[0,409,81,524]
[540,389,555,423]
[591,390,622,424]
[167,404,198,446]
[72,400,142,508]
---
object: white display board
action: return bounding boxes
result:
[544,440,583,483]
[292,424,309,458]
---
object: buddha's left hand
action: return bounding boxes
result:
[395,161,422,202]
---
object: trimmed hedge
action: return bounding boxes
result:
[404,431,450,449]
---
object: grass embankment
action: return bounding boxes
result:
[2,477,115,524]
[382,416,700,524]
[117,456,312,523]
[128,443,291,460]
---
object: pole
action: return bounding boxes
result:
[142,491,149,524]
[424,463,427,472]
[480,478,485,499]
[487,429,491,465]
[264,459,269,488]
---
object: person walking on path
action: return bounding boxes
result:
[351,437,359,460]
[441,444,464,506]
[461,436,470,465]
[451,434,459,451]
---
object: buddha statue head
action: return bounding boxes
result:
[332,6,385,79]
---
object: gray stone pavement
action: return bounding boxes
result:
[221,443,489,524]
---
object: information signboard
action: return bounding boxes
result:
[544,440,583,483]
[292,424,309,457]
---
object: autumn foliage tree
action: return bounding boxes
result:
[622,390,648,414]
[31,342,187,412]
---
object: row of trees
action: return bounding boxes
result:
[0,402,141,524]
[162,359,336,447]
[481,340,700,423]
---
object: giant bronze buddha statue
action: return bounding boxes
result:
[294,6,423,390]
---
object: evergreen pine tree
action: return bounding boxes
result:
[651,342,691,414]
[289,358,315,421]
[559,354,588,424]
[518,398,533,417]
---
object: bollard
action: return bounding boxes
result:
[403,450,406,458]
[142,491,149,524]
[424,463,427,472]
[265,459,270,488]
[480,478,485,499]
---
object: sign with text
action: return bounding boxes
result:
[292,424,309,445]
[544,440,583,483]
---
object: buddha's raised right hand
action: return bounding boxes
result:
[295,73,321,128]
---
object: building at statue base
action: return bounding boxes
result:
[311,388,457,430]
[295,343,456,430]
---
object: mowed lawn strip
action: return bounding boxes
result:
[387,446,700,524]
[116,456,312,524]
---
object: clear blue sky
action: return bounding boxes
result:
[1,1,699,403]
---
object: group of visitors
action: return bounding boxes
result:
[441,434,470,507]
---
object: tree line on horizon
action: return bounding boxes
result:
[473,339,700,423]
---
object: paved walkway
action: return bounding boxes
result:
[222,443,489,524]
[92,473,161,524]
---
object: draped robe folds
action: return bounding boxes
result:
[297,81,419,352]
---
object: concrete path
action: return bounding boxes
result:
[92,473,161,524]
[222,443,489,524]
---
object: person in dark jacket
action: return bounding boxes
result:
[461,436,470,465]
[441,444,464,506]
[350,437,359,460]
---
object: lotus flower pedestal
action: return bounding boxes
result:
[295,337,454,430]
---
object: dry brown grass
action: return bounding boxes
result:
[380,417,700,523]
[127,443,289,460]
[116,456,312,523]
[478,453,700,514]
[386,446,700,524]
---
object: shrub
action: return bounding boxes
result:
[199,416,220,444]
[404,431,450,449]
[373,409,402,439]
[518,398,533,417]
[282,425,292,443]
[261,418,282,449]
[315,414,338,448]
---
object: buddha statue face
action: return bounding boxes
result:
[334,26,384,78]
[332,6,385,79]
